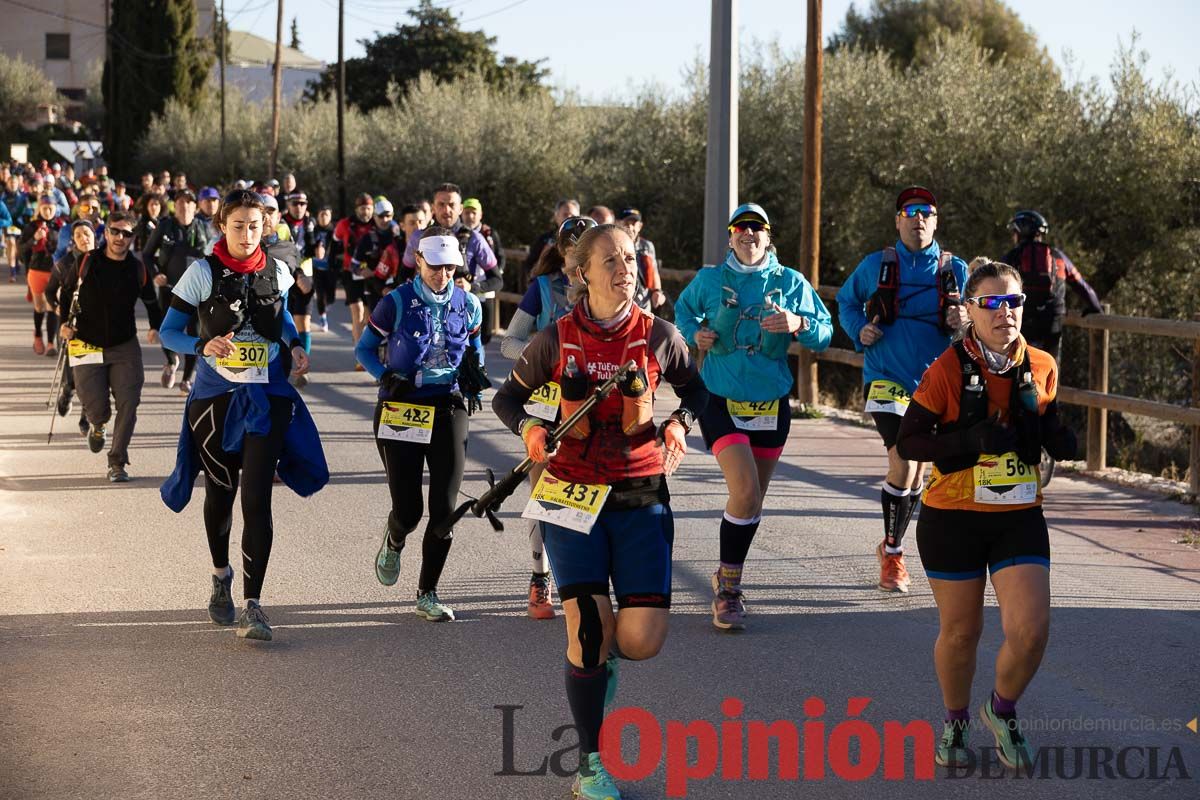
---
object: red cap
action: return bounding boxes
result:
[896,185,936,210]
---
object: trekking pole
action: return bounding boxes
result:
[46,288,82,444]
[430,359,638,539]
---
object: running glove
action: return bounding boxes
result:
[522,419,553,462]
[961,412,1019,455]
[658,418,687,476]
[380,370,414,399]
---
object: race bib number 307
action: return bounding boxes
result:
[865,380,911,415]
[973,452,1039,505]
[377,402,435,444]
[727,399,779,431]
[522,473,610,534]
[215,342,269,384]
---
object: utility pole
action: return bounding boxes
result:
[104,0,113,167]
[269,0,284,179]
[336,0,347,217]
[703,0,738,266]
[219,0,226,162]
[798,0,823,405]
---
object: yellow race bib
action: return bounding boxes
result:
[522,472,611,534]
[377,402,435,444]
[67,339,103,366]
[865,380,911,415]
[972,452,1039,505]
[727,399,779,431]
[523,382,561,422]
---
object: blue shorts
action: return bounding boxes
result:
[543,503,674,609]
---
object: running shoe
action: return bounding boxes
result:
[56,385,73,417]
[572,752,621,800]
[161,361,177,388]
[178,379,193,396]
[208,569,236,626]
[237,601,272,641]
[935,719,971,767]
[527,574,555,620]
[107,465,129,483]
[318,315,329,332]
[44,343,56,358]
[87,423,106,453]
[877,543,911,593]
[711,572,746,631]
[33,335,45,355]
[374,527,401,586]
[415,590,455,622]
[604,653,619,709]
[981,698,1032,770]
[77,413,89,436]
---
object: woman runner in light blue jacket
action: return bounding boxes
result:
[675,203,832,631]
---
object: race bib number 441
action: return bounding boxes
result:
[727,399,779,431]
[865,380,911,415]
[215,342,269,384]
[377,402,435,444]
[973,452,1039,505]
[67,339,103,366]
[522,473,610,534]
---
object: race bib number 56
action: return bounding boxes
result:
[973,452,1039,505]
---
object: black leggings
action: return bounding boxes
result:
[313,269,338,316]
[373,397,468,593]
[188,392,292,600]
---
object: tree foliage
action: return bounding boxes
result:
[103,0,213,173]
[828,0,1046,67]
[0,52,59,123]
[304,0,548,111]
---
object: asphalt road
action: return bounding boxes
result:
[1,280,1198,800]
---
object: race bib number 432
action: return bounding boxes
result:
[522,473,610,534]
[973,452,1039,505]
[865,380,911,415]
[377,402,435,444]
[215,342,269,384]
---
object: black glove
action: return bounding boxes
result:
[456,346,491,395]
[380,370,414,400]
[959,412,1019,454]
[467,392,483,416]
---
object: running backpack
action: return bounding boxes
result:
[865,246,959,332]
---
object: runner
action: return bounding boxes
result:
[500,215,595,620]
[352,197,400,314]
[132,192,164,254]
[54,211,161,482]
[46,219,97,435]
[460,197,505,342]
[616,207,667,313]
[835,186,969,593]
[263,195,314,387]
[3,174,30,281]
[333,192,378,349]
[309,205,336,332]
[493,223,707,800]
[355,226,486,623]
[18,195,66,356]
[159,189,328,642]
[676,202,832,630]
[896,259,1076,770]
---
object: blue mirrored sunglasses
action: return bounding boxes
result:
[897,204,937,219]
[967,293,1026,310]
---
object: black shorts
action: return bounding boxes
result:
[341,271,365,305]
[287,285,313,315]
[916,504,1050,581]
[864,385,903,449]
[698,391,791,458]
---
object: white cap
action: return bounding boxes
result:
[374,198,393,216]
[417,235,464,267]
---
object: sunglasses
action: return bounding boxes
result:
[376,212,393,218]
[423,263,457,273]
[967,293,1026,310]
[898,204,937,219]
[290,200,307,206]
[728,220,769,234]
[107,228,135,240]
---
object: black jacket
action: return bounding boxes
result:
[58,250,162,348]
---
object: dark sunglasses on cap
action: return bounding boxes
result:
[107,228,135,240]
[897,203,937,219]
[728,220,769,233]
[967,293,1026,310]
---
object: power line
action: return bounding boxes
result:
[460,0,533,24]
[0,0,104,28]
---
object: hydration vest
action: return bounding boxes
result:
[197,256,284,343]
[534,272,571,331]
[710,267,791,360]
[866,246,959,332]
[932,340,1042,475]
[1016,241,1066,313]
[383,282,472,379]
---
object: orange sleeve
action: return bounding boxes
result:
[911,350,958,420]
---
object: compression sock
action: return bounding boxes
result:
[45,311,58,339]
[946,706,970,724]
[33,311,44,337]
[897,482,923,545]
[991,690,1017,718]
[530,520,550,574]
[564,661,608,754]
[718,512,761,565]
[881,482,910,554]
[299,332,312,353]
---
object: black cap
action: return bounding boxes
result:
[617,207,642,221]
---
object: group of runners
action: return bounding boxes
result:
[15,166,1108,797]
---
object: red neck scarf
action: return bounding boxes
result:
[213,237,267,275]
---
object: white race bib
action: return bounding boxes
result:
[523,382,561,422]
[214,342,269,384]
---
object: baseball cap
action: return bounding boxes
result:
[896,185,937,210]
[417,234,465,267]
[175,188,197,203]
[462,197,482,212]
[266,178,280,189]
[355,192,374,207]
[261,193,279,211]
[728,202,770,227]
[374,198,394,216]
[287,191,308,204]
[617,207,642,221]
[198,186,220,201]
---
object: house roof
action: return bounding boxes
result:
[228,30,324,69]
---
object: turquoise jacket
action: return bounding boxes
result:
[676,251,832,401]
[835,239,969,393]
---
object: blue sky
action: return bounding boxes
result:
[229,0,1199,98]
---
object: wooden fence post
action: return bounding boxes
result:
[1086,303,1111,471]
[1190,313,1200,498]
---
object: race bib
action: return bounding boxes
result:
[727,399,778,431]
[865,380,911,415]
[522,473,611,534]
[214,342,269,384]
[377,402,435,444]
[67,339,103,367]
[973,452,1039,505]
[523,382,561,422]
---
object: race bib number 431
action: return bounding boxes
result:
[865,380,911,415]
[215,342,269,384]
[522,473,610,534]
[727,399,779,431]
[973,452,1039,505]
[377,402,435,444]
